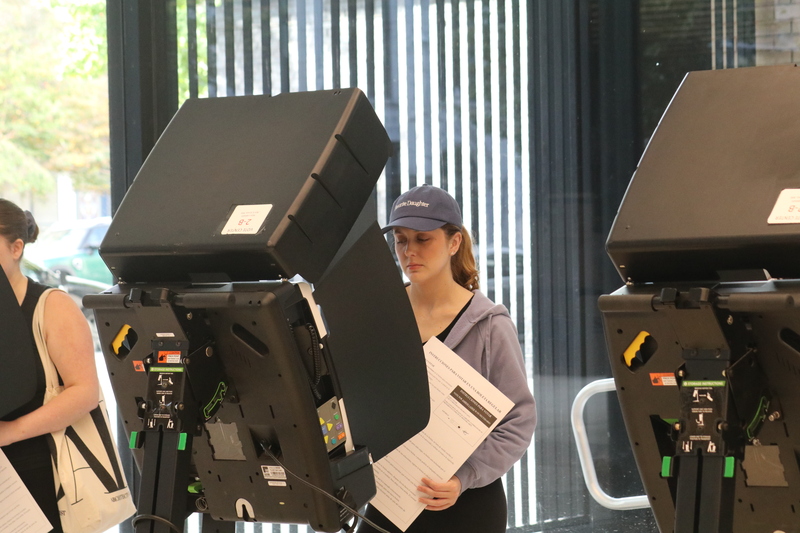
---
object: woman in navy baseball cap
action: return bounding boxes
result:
[360,185,536,533]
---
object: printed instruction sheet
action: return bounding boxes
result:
[371,337,514,531]
[0,448,52,533]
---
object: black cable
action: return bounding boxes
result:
[290,321,323,400]
[258,442,392,533]
[130,514,181,533]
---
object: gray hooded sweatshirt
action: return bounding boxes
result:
[444,290,537,493]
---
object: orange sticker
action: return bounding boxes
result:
[133,361,145,372]
[650,373,677,386]
[157,351,182,364]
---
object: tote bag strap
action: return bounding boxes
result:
[32,288,65,392]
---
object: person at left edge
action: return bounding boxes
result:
[0,198,100,533]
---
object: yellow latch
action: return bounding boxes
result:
[623,330,651,367]
[111,324,133,355]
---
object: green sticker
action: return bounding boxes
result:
[151,366,184,372]
[683,380,725,387]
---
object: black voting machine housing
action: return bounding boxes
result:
[601,65,800,532]
[84,88,430,533]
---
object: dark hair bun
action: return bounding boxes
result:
[24,210,39,244]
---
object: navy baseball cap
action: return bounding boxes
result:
[382,184,463,233]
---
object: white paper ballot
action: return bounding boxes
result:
[371,337,515,531]
[0,449,53,533]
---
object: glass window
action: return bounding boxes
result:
[168,1,799,532]
[1,0,116,528]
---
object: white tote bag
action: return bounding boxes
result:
[33,288,136,533]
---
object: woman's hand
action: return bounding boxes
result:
[417,475,462,511]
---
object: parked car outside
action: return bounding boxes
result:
[25,217,113,285]
[21,255,111,351]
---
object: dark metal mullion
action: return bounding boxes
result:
[296,0,307,91]
[206,0,218,97]
[450,0,462,215]
[278,0,290,92]
[404,0,417,183]
[261,0,272,95]
[530,0,559,522]
[260,0,272,95]
[383,0,401,205]
[243,0,253,94]
[497,0,511,310]
[560,0,587,518]
[420,0,432,184]
[547,0,574,510]
[435,0,448,191]
[492,1,515,521]
[188,0,199,98]
[466,0,478,237]
[575,0,595,382]
[224,0,236,95]
[331,0,341,87]
[576,0,599,383]
[740,0,756,67]
[726,0,734,68]
[312,0,325,89]
[715,0,723,69]
[512,0,528,520]
[314,0,324,89]
[365,0,375,100]
[481,1,494,299]
[348,0,358,89]
[551,2,573,518]
[576,18,611,529]
[594,0,649,522]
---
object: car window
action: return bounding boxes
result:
[85,225,107,248]
[21,258,59,286]
[39,227,86,249]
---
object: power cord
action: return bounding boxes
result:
[258,441,392,533]
[130,513,181,533]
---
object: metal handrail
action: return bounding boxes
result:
[570,378,651,511]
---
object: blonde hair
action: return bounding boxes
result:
[443,223,479,291]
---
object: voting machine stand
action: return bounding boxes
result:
[85,88,430,533]
[600,65,800,533]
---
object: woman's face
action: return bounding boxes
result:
[393,227,461,285]
[0,235,23,279]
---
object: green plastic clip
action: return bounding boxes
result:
[724,456,735,478]
[129,431,139,449]
[178,433,188,451]
[661,456,672,478]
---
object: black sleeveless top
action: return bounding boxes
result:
[2,279,51,465]
[2,279,64,533]
[436,294,474,342]
[3,278,48,421]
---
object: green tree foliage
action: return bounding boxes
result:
[0,0,108,194]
